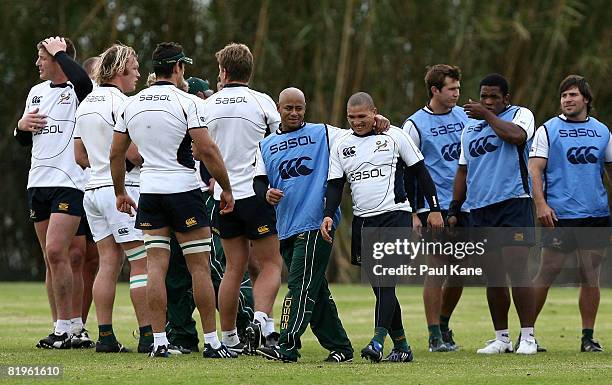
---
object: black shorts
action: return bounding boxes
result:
[470,198,535,246]
[136,189,208,232]
[351,210,412,266]
[417,210,471,242]
[76,215,93,240]
[542,216,611,253]
[213,195,277,240]
[27,187,84,222]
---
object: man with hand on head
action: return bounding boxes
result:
[16,36,92,349]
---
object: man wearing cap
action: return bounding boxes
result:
[187,77,214,99]
[110,42,236,358]
[163,76,256,352]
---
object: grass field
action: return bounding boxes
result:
[0,282,611,384]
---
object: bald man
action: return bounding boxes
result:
[253,88,389,362]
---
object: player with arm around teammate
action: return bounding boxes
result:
[321,92,443,363]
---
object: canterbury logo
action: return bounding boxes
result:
[185,217,197,227]
[441,142,461,161]
[257,225,270,234]
[468,135,498,157]
[279,156,313,179]
[566,146,598,164]
[31,96,42,105]
[58,202,69,211]
[118,228,129,235]
[342,146,356,158]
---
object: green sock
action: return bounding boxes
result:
[439,315,451,332]
[372,327,388,346]
[582,328,594,340]
[428,324,442,340]
[389,328,409,351]
[139,325,153,345]
[98,324,117,344]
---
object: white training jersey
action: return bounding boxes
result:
[328,126,424,217]
[202,84,281,200]
[23,81,86,190]
[114,82,204,194]
[74,85,140,190]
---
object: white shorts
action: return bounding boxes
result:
[83,185,143,243]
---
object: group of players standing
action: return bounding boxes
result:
[15,35,609,363]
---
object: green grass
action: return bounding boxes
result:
[0,283,611,384]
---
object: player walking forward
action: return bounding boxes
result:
[253,88,355,362]
[322,92,443,363]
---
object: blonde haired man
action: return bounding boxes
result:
[74,44,153,353]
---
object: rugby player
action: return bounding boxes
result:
[402,64,468,352]
[16,36,92,349]
[74,43,154,353]
[110,42,235,358]
[203,43,282,354]
[322,92,443,363]
[529,75,612,352]
[450,74,538,354]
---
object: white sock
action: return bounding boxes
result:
[70,317,83,334]
[153,332,169,350]
[264,318,276,336]
[221,329,240,346]
[53,321,57,329]
[54,319,71,335]
[495,329,510,343]
[204,331,221,349]
[254,311,269,336]
[520,327,535,342]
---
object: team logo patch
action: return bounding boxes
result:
[468,135,498,157]
[185,217,197,227]
[279,156,313,179]
[566,146,598,164]
[513,232,524,242]
[58,202,69,211]
[374,139,389,152]
[257,225,270,234]
[441,142,461,161]
[29,209,36,219]
[342,146,356,158]
[58,91,72,105]
[118,227,129,236]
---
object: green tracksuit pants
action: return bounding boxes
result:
[278,229,353,359]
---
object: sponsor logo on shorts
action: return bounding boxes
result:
[118,227,129,236]
[281,296,292,329]
[342,146,356,158]
[58,91,72,105]
[29,209,36,219]
[257,225,270,234]
[185,217,198,227]
[211,226,220,235]
[297,232,305,239]
[513,232,524,241]
[58,202,69,211]
[139,222,152,227]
